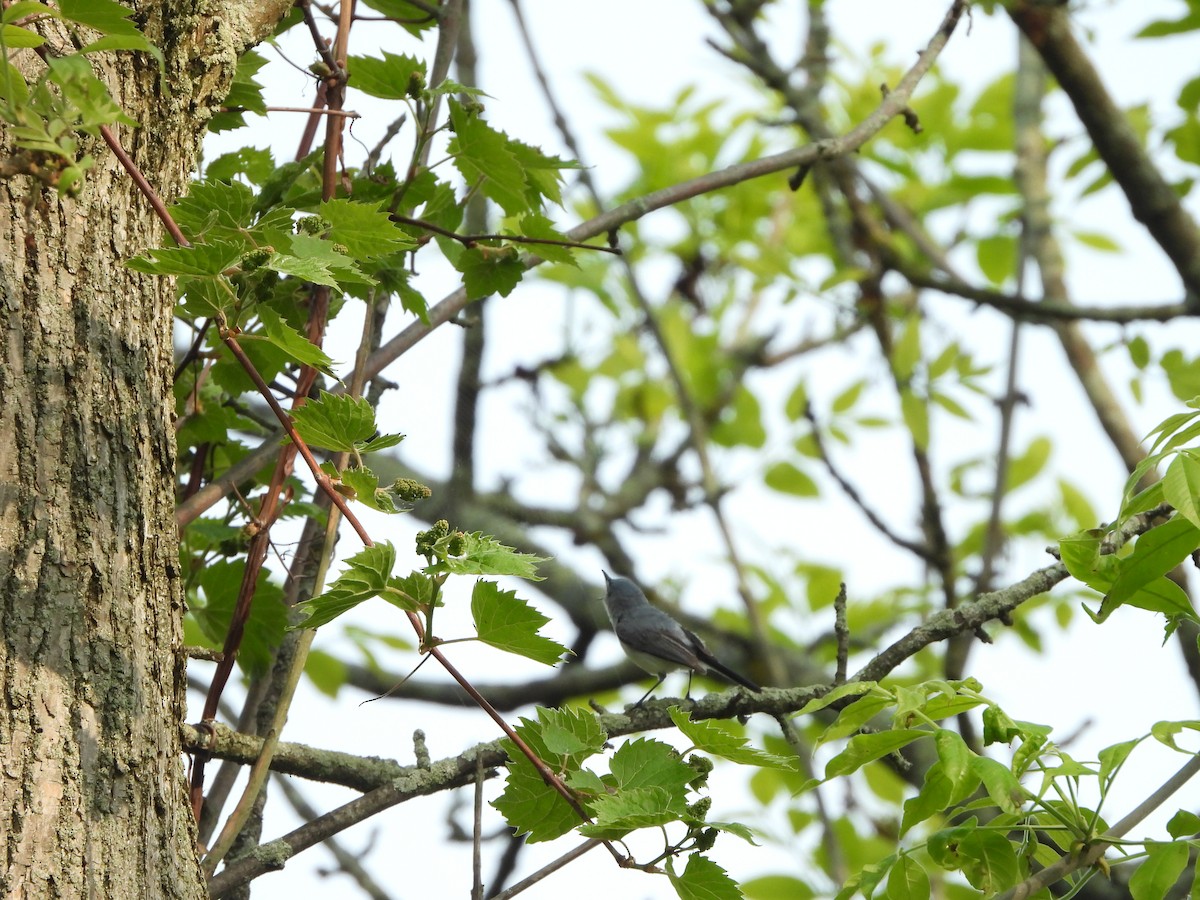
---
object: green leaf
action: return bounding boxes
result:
[892,316,921,381]
[710,385,766,449]
[1166,808,1200,838]
[668,854,742,900]
[831,379,865,413]
[457,246,526,300]
[2,1,53,24]
[537,706,607,758]
[1098,737,1140,791]
[59,0,139,34]
[816,693,895,745]
[340,466,402,514]
[493,709,598,842]
[512,213,578,265]
[1072,230,1121,252]
[1150,719,1200,752]
[1163,451,1200,529]
[1137,11,1200,38]
[741,875,815,900]
[255,306,339,379]
[1101,516,1200,617]
[506,138,578,208]
[611,737,695,794]
[795,681,875,716]
[125,241,245,276]
[346,51,425,100]
[1130,841,1189,900]
[382,571,435,613]
[191,560,287,676]
[305,648,348,697]
[580,786,685,838]
[428,532,546,579]
[900,388,929,450]
[969,755,1024,814]
[320,198,415,260]
[1007,436,1051,491]
[763,461,819,497]
[958,830,1020,893]
[290,391,378,452]
[0,24,43,46]
[824,729,926,779]
[267,241,366,289]
[448,98,531,216]
[886,854,930,899]
[669,709,798,770]
[356,0,438,34]
[976,233,1016,284]
[293,542,397,629]
[470,580,567,665]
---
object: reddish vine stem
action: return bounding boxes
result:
[218,323,372,545]
[99,123,190,247]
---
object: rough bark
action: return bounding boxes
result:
[0,2,289,897]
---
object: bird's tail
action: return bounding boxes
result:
[698,650,761,692]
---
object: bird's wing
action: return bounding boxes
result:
[617,615,707,671]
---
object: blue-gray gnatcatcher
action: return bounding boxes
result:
[602,572,762,705]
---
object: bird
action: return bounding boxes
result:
[601,571,762,706]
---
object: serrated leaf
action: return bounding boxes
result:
[346,51,425,100]
[125,241,245,276]
[512,213,578,265]
[171,179,258,235]
[290,391,377,452]
[457,246,525,299]
[612,737,695,794]
[471,580,566,665]
[429,532,546,579]
[669,709,797,769]
[493,709,599,842]
[382,571,435,613]
[293,542,397,629]
[449,98,530,216]
[340,466,401,514]
[320,198,415,260]
[492,750,578,842]
[580,786,685,839]
[255,306,339,378]
[668,854,743,900]
[359,432,406,453]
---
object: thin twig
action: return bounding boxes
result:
[487,840,604,900]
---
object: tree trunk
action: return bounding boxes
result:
[0,4,288,896]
